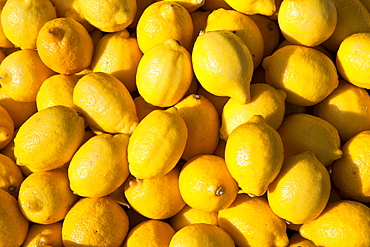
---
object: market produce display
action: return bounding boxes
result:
[1,0,370,246]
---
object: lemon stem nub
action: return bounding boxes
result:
[215,187,224,196]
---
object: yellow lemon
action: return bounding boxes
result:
[53,0,94,31]
[22,222,63,247]
[128,107,187,179]
[278,0,337,47]
[73,72,139,135]
[78,0,136,32]
[332,130,370,202]
[0,88,36,129]
[196,86,229,118]
[91,29,143,93]
[136,1,193,53]
[205,8,264,68]
[277,113,343,166]
[169,204,219,231]
[0,153,23,198]
[174,94,220,161]
[123,220,175,247]
[225,115,284,197]
[0,49,55,102]
[0,189,29,246]
[202,0,231,10]
[169,223,235,247]
[262,44,339,106]
[189,10,211,52]
[323,0,370,51]
[124,166,186,220]
[158,0,204,12]
[220,83,287,141]
[0,105,13,150]
[0,1,14,48]
[14,105,85,171]
[249,14,281,58]
[178,154,239,212]
[36,17,94,75]
[218,193,289,247]
[267,151,331,224]
[313,79,370,142]
[136,38,193,107]
[287,233,316,247]
[192,30,254,104]
[1,0,56,49]
[62,196,129,247]
[223,0,276,16]
[133,96,164,121]
[36,74,79,111]
[68,133,130,198]
[18,168,79,224]
[300,200,370,247]
[336,32,370,89]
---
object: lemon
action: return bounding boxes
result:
[313,79,370,142]
[169,223,235,247]
[332,130,370,202]
[22,222,63,247]
[225,115,284,197]
[205,8,265,68]
[78,0,137,32]
[267,151,331,224]
[300,200,370,247]
[73,72,139,135]
[277,113,343,167]
[53,0,94,31]
[262,44,339,106]
[0,153,23,198]
[62,196,129,246]
[223,0,276,16]
[170,204,219,231]
[0,49,55,102]
[218,193,289,247]
[196,86,229,118]
[0,105,13,150]
[14,105,85,171]
[287,233,316,247]
[136,1,193,53]
[336,32,370,89]
[91,29,143,93]
[68,133,130,198]
[36,17,94,75]
[1,0,56,49]
[0,189,29,246]
[123,220,175,247]
[136,38,193,107]
[192,30,254,104]
[36,74,79,111]
[249,14,281,58]
[124,167,186,220]
[159,0,204,12]
[18,168,79,224]
[178,154,239,212]
[128,107,187,179]
[174,94,220,161]
[278,0,337,47]
[220,83,287,141]
[322,0,370,51]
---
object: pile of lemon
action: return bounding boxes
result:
[1,0,370,246]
